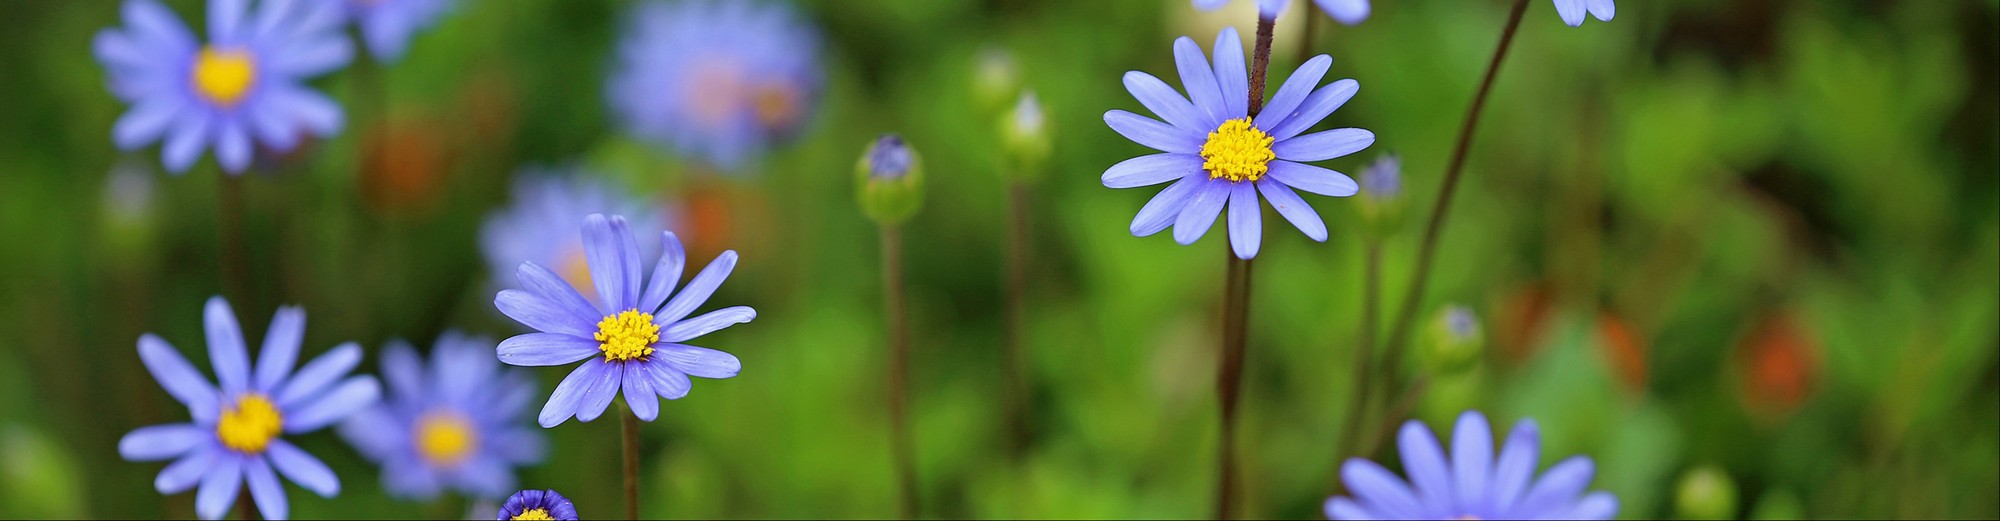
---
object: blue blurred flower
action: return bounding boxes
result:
[95,0,351,174]
[480,169,671,296]
[606,0,823,171]
[493,214,753,428]
[498,489,578,520]
[1359,154,1400,201]
[337,331,547,500]
[338,0,453,62]
[1192,0,1369,24]
[118,297,380,520]
[1327,411,1618,520]
[1554,0,1614,27]
[866,134,915,180]
[1102,28,1374,259]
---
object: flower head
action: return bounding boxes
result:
[1359,154,1401,202]
[1554,0,1615,26]
[866,134,915,180]
[1192,0,1370,24]
[1328,411,1618,520]
[855,134,925,225]
[1102,28,1374,259]
[493,214,753,427]
[498,489,578,520]
[480,169,672,296]
[607,0,823,171]
[337,331,547,500]
[119,297,380,520]
[95,0,352,174]
[340,0,454,62]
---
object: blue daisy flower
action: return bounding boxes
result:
[1328,411,1619,520]
[606,0,823,171]
[493,213,753,428]
[1554,0,1614,26]
[338,0,454,62]
[1192,0,1370,24]
[480,169,672,296]
[118,297,381,520]
[337,331,547,500]
[498,489,579,520]
[94,0,352,174]
[1102,27,1374,259]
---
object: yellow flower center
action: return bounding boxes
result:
[753,85,800,129]
[595,309,659,362]
[191,47,257,107]
[512,508,555,520]
[216,394,282,454]
[1200,118,1276,183]
[414,412,477,467]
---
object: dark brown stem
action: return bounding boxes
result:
[1330,240,1383,493]
[1247,16,1276,115]
[1376,0,1530,416]
[881,225,919,519]
[217,174,250,308]
[622,402,639,520]
[1002,182,1032,459]
[236,486,255,520]
[1214,16,1274,521]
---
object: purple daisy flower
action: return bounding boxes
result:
[1102,27,1374,259]
[606,0,823,171]
[337,331,547,500]
[1328,411,1619,520]
[337,0,454,62]
[479,169,672,296]
[95,0,351,174]
[493,213,753,428]
[1192,0,1370,24]
[118,297,381,520]
[1554,0,1615,27]
[497,489,579,520]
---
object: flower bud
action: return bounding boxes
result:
[999,90,1052,183]
[1674,465,1739,520]
[1355,154,1406,240]
[855,134,924,225]
[1416,305,1485,376]
[972,46,1021,115]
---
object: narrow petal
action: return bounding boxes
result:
[1172,181,1230,245]
[204,296,251,396]
[162,110,211,173]
[1325,497,1378,520]
[112,96,185,149]
[274,88,343,136]
[1266,160,1359,197]
[284,376,381,433]
[581,214,638,312]
[195,454,243,520]
[622,364,659,421]
[1253,55,1332,131]
[1341,458,1425,519]
[244,456,287,521]
[663,306,756,343]
[1516,457,1596,517]
[1212,27,1248,121]
[1273,128,1374,162]
[138,334,219,422]
[655,251,738,327]
[1103,153,1204,189]
[156,446,217,494]
[1192,0,1229,9]
[1563,491,1619,520]
[253,307,305,393]
[1452,412,1496,513]
[657,344,741,379]
[125,0,196,50]
[572,362,624,423]
[514,262,602,328]
[215,120,251,173]
[1255,179,1327,241]
[1104,110,1201,153]
[1174,36,1230,126]
[1317,0,1371,25]
[1123,71,1204,131]
[1554,0,1586,26]
[270,37,352,77]
[378,341,424,406]
[641,359,693,399]
[1130,173,1205,237]
[275,342,361,409]
[1226,182,1262,259]
[266,440,338,497]
[638,232,687,314]
[1490,419,1542,512]
[1269,79,1359,140]
[451,456,518,500]
[209,0,246,41]
[1587,0,1615,21]
[495,289,596,338]
[383,460,441,500]
[497,333,601,367]
[1399,419,1455,511]
[539,359,611,427]
[120,424,207,461]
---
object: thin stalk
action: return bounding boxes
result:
[1330,240,1383,493]
[1375,0,1530,414]
[881,225,919,519]
[217,174,250,308]
[236,487,255,520]
[622,402,639,520]
[1002,181,1032,458]
[1215,16,1275,521]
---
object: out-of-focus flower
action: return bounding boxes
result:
[337,331,546,500]
[480,170,671,295]
[1737,311,1817,418]
[1329,411,1618,520]
[95,0,351,174]
[1595,312,1648,394]
[1001,90,1052,182]
[856,134,925,225]
[338,0,454,62]
[972,46,1022,114]
[606,0,822,171]
[1354,154,1404,238]
[1191,0,1370,24]
[493,214,752,428]
[119,297,380,520]
[497,489,577,520]
[1102,28,1372,259]
[1554,0,1614,27]
[1417,305,1485,375]
[359,114,453,215]
[1495,281,1557,363]
[1674,464,1739,521]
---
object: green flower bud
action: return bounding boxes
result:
[856,134,925,225]
[1674,464,1739,521]
[972,46,1021,115]
[1354,154,1406,240]
[999,90,1051,183]
[1417,305,1485,376]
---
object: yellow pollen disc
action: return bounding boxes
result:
[1200,118,1276,182]
[414,412,477,467]
[192,47,257,107]
[216,394,282,454]
[753,85,800,128]
[595,309,659,362]
[513,508,555,521]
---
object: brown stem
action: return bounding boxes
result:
[218,174,250,308]
[1247,16,1276,115]
[236,486,255,520]
[1002,182,1032,459]
[881,225,919,519]
[622,402,639,520]
[1330,241,1383,493]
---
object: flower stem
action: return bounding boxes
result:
[236,485,255,520]
[1216,16,1274,520]
[881,224,919,519]
[1002,181,1033,459]
[1375,0,1530,420]
[217,173,251,309]
[1331,240,1383,493]
[622,402,640,520]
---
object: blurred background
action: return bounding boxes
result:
[1,0,1996,518]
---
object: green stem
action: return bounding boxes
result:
[1002,181,1032,459]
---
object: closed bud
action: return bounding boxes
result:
[855,134,925,225]
[1674,464,1739,521]
[1000,90,1052,182]
[972,46,1021,115]
[1417,305,1485,376]
[1356,154,1406,240]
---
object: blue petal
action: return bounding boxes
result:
[1269,79,1359,141]
[113,96,185,150]
[495,289,596,338]
[1316,0,1371,25]
[572,362,624,423]
[120,423,206,461]
[581,214,640,312]
[245,456,287,521]
[1554,0,1586,26]
[1255,179,1327,241]
[335,406,399,461]
[1103,153,1203,189]
[1325,497,1377,520]
[1212,27,1248,122]
[275,342,361,409]
[1130,173,1207,237]
[270,37,352,78]
[378,341,425,407]
[450,456,518,500]
[209,0,247,42]
[1398,419,1454,514]
[216,120,251,174]
[125,0,195,51]
[1172,180,1231,245]
[1104,110,1202,153]
[1515,457,1595,517]
[1253,55,1331,131]
[641,358,694,400]
[621,363,659,421]
[383,459,441,500]
[1266,160,1359,197]
[269,87,343,137]
[1273,128,1374,162]
[1490,419,1541,513]
[195,453,243,520]
[1565,491,1619,520]
[497,333,601,367]
[138,334,219,422]
[655,251,738,327]
[204,296,252,396]
[254,307,306,393]
[1123,71,1204,132]
[284,376,380,433]
[1191,0,1228,9]
[1340,458,1425,519]
[162,98,212,174]
[638,232,687,314]
[539,358,612,427]
[657,344,741,379]
[514,261,603,329]
[1173,36,1231,126]
[156,445,217,494]
[663,306,756,343]
[1452,411,1495,513]
[1226,182,1261,259]
[1588,0,1615,21]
